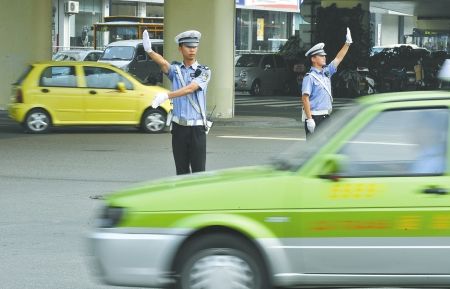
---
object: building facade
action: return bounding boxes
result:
[52,0,450,53]
[52,0,164,51]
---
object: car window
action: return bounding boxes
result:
[135,45,148,61]
[261,55,275,68]
[84,66,133,90]
[235,54,263,67]
[100,46,134,61]
[153,43,163,56]
[85,52,102,61]
[274,55,286,68]
[337,108,448,177]
[40,66,77,87]
[272,105,362,171]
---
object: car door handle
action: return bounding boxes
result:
[41,88,49,93]
[423,188,448,195]
[89,90,97,95]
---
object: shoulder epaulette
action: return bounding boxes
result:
[198,65,210,70]
[171,61,181,65]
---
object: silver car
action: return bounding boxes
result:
[235,53,290,95]
[52,49,104,61]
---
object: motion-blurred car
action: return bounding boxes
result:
[90,87,450,287]
[99,39,163,84]
[235,53,290,95]
[8,61,171,133]
[52,49,104,61]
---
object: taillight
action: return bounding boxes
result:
[16,89,23,103]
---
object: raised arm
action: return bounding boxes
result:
[143,30,170,74]
[333,27,352,67]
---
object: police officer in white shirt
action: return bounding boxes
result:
[301,27,352,139]
[143,29,211,175]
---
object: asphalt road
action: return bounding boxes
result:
[0,93,364,288]
[0,95,307,289]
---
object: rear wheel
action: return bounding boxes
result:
[250,80,262,96]
[140,108,166,133]
[173,233,270,289]
[24,109,51,133]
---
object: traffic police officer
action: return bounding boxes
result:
[301,27,352,139]
[143,29,211,175]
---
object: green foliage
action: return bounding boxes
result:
[279,35,306,62]
[315,3,370,69]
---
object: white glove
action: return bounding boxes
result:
[152,92,169,108]
[345,27,353,44]
[306,118,316,133]
[143,30,153,53]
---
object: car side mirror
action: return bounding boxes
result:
[117,82,126,92]
[318,154,345,181]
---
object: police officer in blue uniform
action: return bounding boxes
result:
[301,27,352,139]
[143,29,211,175]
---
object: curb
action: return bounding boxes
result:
[214,116,301,128]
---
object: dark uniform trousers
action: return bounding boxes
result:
[304,114,330,139]
[171,122,206,175]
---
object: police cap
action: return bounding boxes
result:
[305,42,327,57]
[174,30,201,47]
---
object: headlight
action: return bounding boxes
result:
[239,71,247,78]
[96,206,125,228]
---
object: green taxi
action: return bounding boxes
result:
[90,90,450,289]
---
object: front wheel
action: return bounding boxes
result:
[140,108,166,133]
[24,109,51,133]
[173,233,270,289]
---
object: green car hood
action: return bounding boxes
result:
[106,166,294,212]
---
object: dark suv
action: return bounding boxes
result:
[99,39,163,85]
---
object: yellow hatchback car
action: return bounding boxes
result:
[8,61,172,133]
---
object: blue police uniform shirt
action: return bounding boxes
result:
[166,61,211,121]
[301,60,337,111]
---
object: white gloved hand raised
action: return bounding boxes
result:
[345,27,353,44]
[152,92,169,108]
[306,118,316,133]
[143,30,153,53]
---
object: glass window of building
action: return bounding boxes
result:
[236,9,291,53]
[72,0,103,48]
[111,0,138,16]
[146,3,164,17]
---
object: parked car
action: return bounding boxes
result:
[52,49,104,61]
[235,53,290,95]
[99,39,163,85]
[89,82,450,288]
[370,44,422,56]
[8,61,172,133]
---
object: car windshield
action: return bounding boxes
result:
[100,46,134,61]
[52,52,82,61]
[271,104,362,171]
[235,54,263,67]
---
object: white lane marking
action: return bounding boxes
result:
[235,98,280,103]
[271,246,450,249]
[267,103,301,107]
[349,140,417,146]
[217,136,416,146]
[237,101,294,106]
[217,135,305,141]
